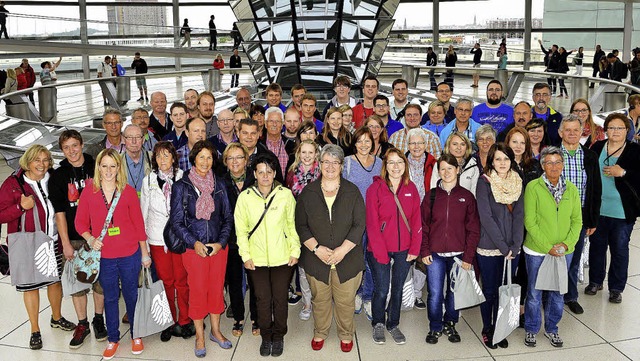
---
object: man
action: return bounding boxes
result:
[608,53,628,82]
[237,118,284,183]
[389,104,441,157]
[130,108,158,152]
[497,101,534,141]
[121,124,152,194]
[20,58,37,103]
[49,130,107,349]
[590,45,606,88]
[198,91,219,138]
[283,107,301,144]
[426,46,437,90]
[177,117,207,171]
[290,84,306,113]
[0,1,8,39]
[184,88,199,117]
[322,75,358,119]
[208,15,217,51]
[301,93,323,131]
[149,91,173,139]
[558,115,602,315]
[210,109,238,155]
[97,56,112,106]
[92,108,125,156]
[131,52,148,102]
[390,78,410,126]
[471,80,514,134]
[264,82,287,112]
[262,107,289,175]
[373,95,403,137]
[439,98,482,147]
[229,48,241,88]
[163,102,189,149]
[235,87,252,112]
[421,82,456,125]
[470,43,482,88]
[531,82,562,145]
[353,75,379,128]
[539,40,559,95]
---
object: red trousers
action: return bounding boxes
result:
[150,245,191,326]
[182,247,228,320]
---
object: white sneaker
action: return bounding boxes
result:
[363,301,372,321]
[299,305,312,321]
[354,294,363,314]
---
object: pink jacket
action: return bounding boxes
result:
[365,176,422,264]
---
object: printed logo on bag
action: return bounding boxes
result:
[497,295,521,328]
[151,293,173,326]
[472,277,483,296]
[34,241,58,277]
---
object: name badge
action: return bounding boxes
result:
[137,191,141,199]
[108,227,121,236]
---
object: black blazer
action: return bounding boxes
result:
[580,144,602,229]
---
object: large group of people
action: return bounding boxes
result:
[1,71,639,361]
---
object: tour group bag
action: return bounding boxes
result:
[8,209,60,286]
[62,259,91,297]
[534,254,568,294]
[133,268,174,338]
[450,257,485,310]
[492,258,521,345]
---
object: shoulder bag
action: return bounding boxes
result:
[248,194,276,240]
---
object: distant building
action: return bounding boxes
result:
[485,17,543,41]
[107,0,168,36]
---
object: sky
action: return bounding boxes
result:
[4,0,545,35]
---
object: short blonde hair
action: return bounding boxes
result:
[19,145,53,172]
[222,142,249,168]
[93,149,127,192]
[444,132,472,160]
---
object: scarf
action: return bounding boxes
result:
[290,161,320,197]
[542,174,566,206]
[486,170,522,205]
[408,153,426,200]
[188,169,215,220]
[157,170,175,214]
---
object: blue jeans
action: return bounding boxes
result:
[588,216,635,293]
[367,250,412,329]
[99,247,142,342]
[524,252,573,334]
[426,254,460,332]
[565,227,587,302]
[357,232,374,302]
[476,254,519,333]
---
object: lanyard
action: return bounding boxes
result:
[127,157,144,190]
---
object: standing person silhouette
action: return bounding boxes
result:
[0,1,9,39]
[180,19,192,49]
[209,15,217,51]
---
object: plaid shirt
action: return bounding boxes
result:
[389,128,442,158]
[561,144,586,206]
[266,136,288,176]
[177,144,191,172]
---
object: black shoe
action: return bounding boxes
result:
[137,97,144,101]
[226,306,234,319]
[414,298,426,309]
[443,321,461,343]
[565,300,584,314]
[585,283,603,295]
[69,323,90,349]
[51,316,76,331]
[161,325,173,342]
[497,338,509,348]
[482,331,497,349]
[182,321,196,339]
[92,315,108,341]
[609,291,622,304]
[271,340,284,357]
[29,331,42,350]
[145,97,149,102]
[260,340,272,356]
[171,323,184,337]
[288,294,302,305]
[425,330,441,344]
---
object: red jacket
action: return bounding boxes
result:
[366,177,422,264]
[213,59,224,70]
[75,180,146,259]
[352,103,373,129]
[407,151,437,194]
[16,73,28,90]
[420,183,480,264]
[24,65,37,87]
[0,170,48,238]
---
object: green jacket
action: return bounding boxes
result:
[235,184,300,267]
[523,177,582,254]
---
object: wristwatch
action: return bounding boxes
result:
[311,244,320,253]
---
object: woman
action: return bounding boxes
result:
[366,148,421,345]
[235,152,300,357]
[525,118,547,159]
[0,145,75,350]
[599,56,610,80]
[180,18,192,48]
[250,104,267,139]
[40,57,62,85]
[75,148,150,359]
[233,107,249,131]
[422,100,447,137]
[556,47,574,98]
[343,126,383,319]
[505,127,543,189]
[213,54,225,70]
[475,124,497,173]
[431,132,480,196]
[573,46,584,76]
[2,68,17,102]
[140,141,190,342]
[444,45,457,89]
[366,115,394,158]
[169,140,233,358]
[297,120,318,144]
[587,113,640,304]
[497,48,508,70]
[111,57,125,77]
[475,143,524,349]
[337,104,355,134]
[421,154,480,344]
[16,66,28,91]
[221,143,258,337]
[523,147,582,348]
[626,95,640,142]
[317,107,352,155]
[285,140,321,321]
[295,144,366,353]
[571,98,605,148]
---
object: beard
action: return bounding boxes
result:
[487,96,501,106]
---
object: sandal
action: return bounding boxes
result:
[232,321,244,337]
[251,322,260,336]
[30,331,43,350]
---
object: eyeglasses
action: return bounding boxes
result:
[321,160,342,167]
[477,137,494,143]
[533,93,551,99]
[572,109,589,114]
[104,121,122,126]
[218,118,234,123]
[124,135,144,141]
[543,160,563,167]
[436,89,451,94]
[608,126,626,132]
[226,156,245,162]
[374,104,388,109]
[487,88,502,93]
[408,141,425,147]
[456,108,472,113]
[387,160,405,167]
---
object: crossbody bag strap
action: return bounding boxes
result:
[97,190,122,241]
[392,189,411,233]
[248,194,276,240]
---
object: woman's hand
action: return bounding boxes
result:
[315,245,334,264]
[206,243,222,256]
[461,261,472,270]
[407,254,418,262]
[194,241,208,258]
[603,164,625,177]
[288,257,298,267]
[62,242,75,261]
[141,256,152,268]
[244,259,255,270]
[422,255,433,265]
[20,194,35,210]
[92,238,103,251]
[505,250,515,260]
[327,245,347,266]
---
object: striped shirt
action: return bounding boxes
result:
[389,128,442,158]
[561,144,586,206]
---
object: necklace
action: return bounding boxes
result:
[321,180,340,193]
[354,154,376,173]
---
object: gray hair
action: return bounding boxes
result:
[407,128,427,144]
[264,106,284,121]
[560,113,583,129]
[455,97,474,109]
[103,108,123,122]
[475,124,497,141]
[319,144,344,164]
[540,146,564,165]
[123,124,142,136]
